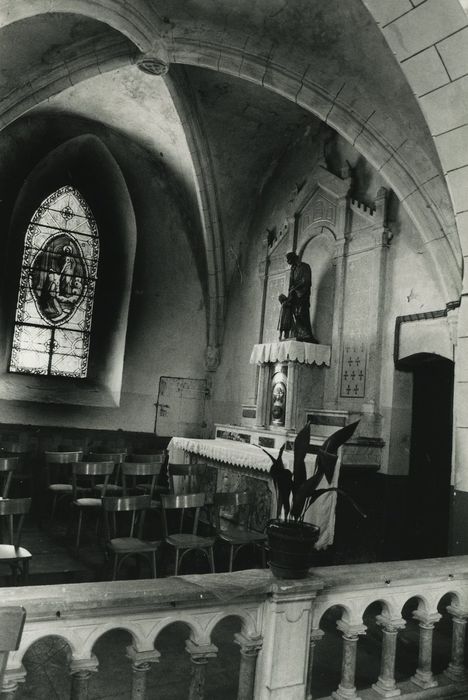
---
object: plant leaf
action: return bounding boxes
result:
[315,449,338,485]
[322,420,360,455]
[303,487,367,519]
[293,422,310,491]
[290,470,323,519]
[276,468,293,519]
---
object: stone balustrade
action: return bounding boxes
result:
[2,557,468,699]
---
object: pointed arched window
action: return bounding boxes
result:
[9,186,99,378]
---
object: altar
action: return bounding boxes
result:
[168,433,340,549]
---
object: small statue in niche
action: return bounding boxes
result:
[278,251,318,343]
[271,381,286,426]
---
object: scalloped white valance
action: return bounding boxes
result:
[249,340,331,366]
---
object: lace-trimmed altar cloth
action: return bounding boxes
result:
[249,340,331,366]
[168,437,339,549]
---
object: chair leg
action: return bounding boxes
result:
[209,547,215,573]
[75,509,83,550]
[112,554,118,580]
[151,552,157,578]
[22,559,30,585]
[174,548,180,576]
[229,545,234,573]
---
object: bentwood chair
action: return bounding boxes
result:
[86,451,127,496]
[102,495,160,580]
[0,498,32,585]
[0,606,26,690]
[44,450,83,522]
[127,452,169,496]
[160,492,216,575]
[168,463,208,494]
[71,461,115,549]
[0,457,19,498]
[213,492,267,571]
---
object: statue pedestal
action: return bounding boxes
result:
[249,341,331,432]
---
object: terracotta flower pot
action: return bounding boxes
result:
[266,519,320,579]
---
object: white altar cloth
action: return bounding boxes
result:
[249,340,331,366]
[168,436,339,549]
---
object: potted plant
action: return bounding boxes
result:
[261,420,365,579]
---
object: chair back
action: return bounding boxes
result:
[71,461,115,499]
[127,452,165,463]
[168,463,207,494]
[213,491,253,530]
[102,495,151,540]
[87,452,127,486]
[44,450,83,488]
[0,498,31,547]
[160,492,206,537]
[0,457,19,498]
[121,462,162,497]
[0,606,26,688]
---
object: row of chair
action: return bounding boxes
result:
[102,490,266,580]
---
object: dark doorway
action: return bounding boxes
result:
[406,354,454,558]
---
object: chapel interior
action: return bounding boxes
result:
[1,1,468,699]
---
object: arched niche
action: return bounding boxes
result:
[0,134,136,407]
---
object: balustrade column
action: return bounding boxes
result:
[372,615,405,697]
[306,628,324,700]
[410,611,441,689]
[185,640,217,700]
[126,647,160,700]
[332,621,366,700]
[69,655,99,700]
[1,667,26,699]
[444,606,468,682]
[234,633,263,700]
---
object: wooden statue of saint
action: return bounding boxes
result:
[278,251,318,343]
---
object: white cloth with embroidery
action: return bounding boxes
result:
[249,340,331,366]
[168,437,339,549]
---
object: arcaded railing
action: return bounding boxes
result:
[2,557,468,699]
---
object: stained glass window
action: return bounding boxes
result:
[9,186,99,378]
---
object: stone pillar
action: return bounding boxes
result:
[306,628,324,700]
[284,361,298,431]
[410,611,441,689]
[332,621,366,700]
[444,606,468,682]
[1,667,26,700]
[234,633,263,700]
[70,655,99,700]
[256,364,269,427]
[372,615,406,697]
[185,640,217,700]
[126,647,160,700]
[255,587,321,700]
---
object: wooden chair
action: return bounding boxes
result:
[127,452,169,495]
[121,462,162,499]
[102,495,160,580]
[0,606,26,688]
[168,463,208,494]
[0,457,19,498]
[213,492,267,571]
[160,492,216,575]
[71,461,115,549]
[44,450,83,522]
[0,444,31,496]
[0,498,32,585]
[86,451,127,496]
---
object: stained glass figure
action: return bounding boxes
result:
[9,186,99,378]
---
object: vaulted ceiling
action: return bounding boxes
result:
[0,0,461,348]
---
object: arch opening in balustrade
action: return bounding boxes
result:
[20,634,73,697]
[311,604,349,700]
[89,627,134,699]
